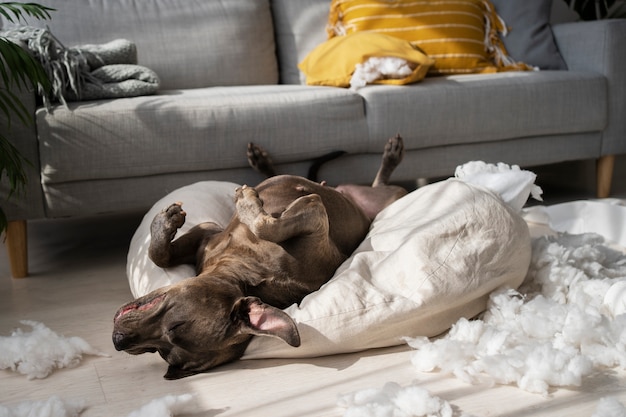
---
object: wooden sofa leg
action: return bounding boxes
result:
[596,155,615,199]
[5,220,28,278]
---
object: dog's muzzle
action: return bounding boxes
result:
[112,331,129,351]
[112,331,157,354]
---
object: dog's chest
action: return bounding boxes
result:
[200,224,298,280]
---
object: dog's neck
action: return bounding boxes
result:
[196,259,305,310]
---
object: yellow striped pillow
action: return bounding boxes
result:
[328,0,531,75]
[299,32,434,87]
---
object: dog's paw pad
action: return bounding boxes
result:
[235,185,260,201]
[247,143,275,176]
[161,202,186,228]
[236,186,265,222]
[383,134,404,165]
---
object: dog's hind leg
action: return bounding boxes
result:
[149,203,223,268]
[235,184,345,285]
[235,185,331,244]
[247,142,277,178]
[372,134,404,187]
[335,135,407,220]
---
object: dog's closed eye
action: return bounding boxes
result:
[166,321,188,345]
[167,321,186,334]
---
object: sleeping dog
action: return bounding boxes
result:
[112,135,407,379]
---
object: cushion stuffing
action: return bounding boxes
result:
[127,178,531,359]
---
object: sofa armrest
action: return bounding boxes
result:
[0,76,45,221]
[553,19,626,156]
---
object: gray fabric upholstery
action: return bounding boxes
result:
[42,161,316,218]
[37,86,368,184]
[9,0,278,89]
[271,0,330,84]
[491,0,568,69]
[359,71,606,151]
[550,0,581,24]
[317,133,603,186]
[553,20,626,156]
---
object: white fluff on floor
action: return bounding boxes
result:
[591,397,626,417]
[0,396,84,417]
[0,394,197,417]
[407,232,626,395]
[125,394,198,417]
[0,321,106,379]
[338,382,463,417]
[350,57,414,90]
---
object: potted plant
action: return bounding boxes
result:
[564,0,626,19]
[0,2,53,234]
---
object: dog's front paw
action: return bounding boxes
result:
[235,185,264,223]
[152,202,186,237]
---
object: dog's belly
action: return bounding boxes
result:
[335,184,407,220]
[255,175,371,257]
[198,223,327,308]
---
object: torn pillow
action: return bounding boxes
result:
[298,31,434,88]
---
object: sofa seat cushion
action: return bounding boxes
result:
[36,85,369,185]
[8,0,278,89]
[360,70,607,152]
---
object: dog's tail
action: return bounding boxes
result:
[307,150,346,182]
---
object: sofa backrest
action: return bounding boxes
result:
[5,0,278,90]
[271,0,330,84]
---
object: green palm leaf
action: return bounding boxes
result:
[0,2,53,23]
[0,2,54,233]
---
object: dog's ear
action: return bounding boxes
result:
[232,296,300,347]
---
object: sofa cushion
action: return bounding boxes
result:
[299,32,434,88]
[327,0,530,75]
[491,0,568,70]
[9,0,278,89]
[271,0,331,84]
[359,70,607,152]
[36,85,369,184]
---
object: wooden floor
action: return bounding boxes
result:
[1,159,625,416]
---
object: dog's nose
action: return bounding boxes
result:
[112,331,127,350]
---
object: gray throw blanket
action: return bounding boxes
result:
[2,27,160,106]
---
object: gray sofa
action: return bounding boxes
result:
[2,0,625,277]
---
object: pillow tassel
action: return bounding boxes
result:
[482,0,535,71]
[326,1,345,37]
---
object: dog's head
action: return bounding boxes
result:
[112,278,300,379]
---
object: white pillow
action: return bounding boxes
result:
[126,181,240,298]
[127,179,531,359]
